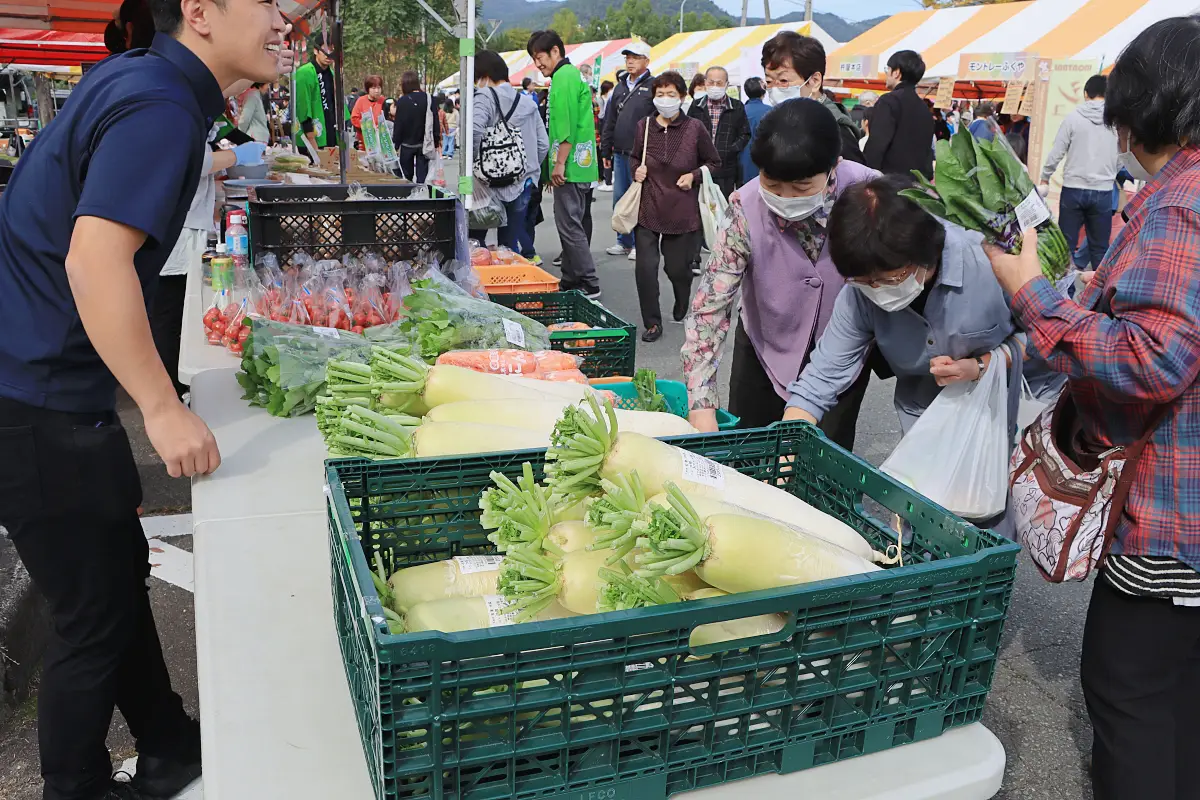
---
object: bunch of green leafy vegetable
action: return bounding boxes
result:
[394,279,550,359]
[900,127,1071,281]
[632,368,670,413]
[236,318,371,417]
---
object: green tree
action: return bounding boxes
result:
[342,0,458,92]
[550,8,584,44]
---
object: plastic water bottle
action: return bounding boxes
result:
[226,213,249,272]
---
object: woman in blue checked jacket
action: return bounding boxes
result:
[986,17,1200,800]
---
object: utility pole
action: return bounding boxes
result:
[740,0,747,26]
[763,0,771,25]
[679,0,688,33]
[804,0,812,22]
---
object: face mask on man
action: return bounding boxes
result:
[654,97,682,119]
[758,174,831,221]
[767,75,818,106]
[693,90,706,103]
[854,269,927,312]
[706,86,726,102]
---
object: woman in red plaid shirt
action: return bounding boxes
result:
[986,17,1200,800]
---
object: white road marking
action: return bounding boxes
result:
[141,512,193,539]
[146,538,195,593]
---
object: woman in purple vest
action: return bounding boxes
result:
[682,98,879,446]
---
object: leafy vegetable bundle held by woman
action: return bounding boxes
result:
[900,126,1071,281]
[681,98,880,441]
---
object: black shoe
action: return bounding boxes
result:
[583,288,603,301]
[641,324,662,343]
[553,255,563,267]
[672,294,689,322]
[130,721,202,798]
[100,781,151,799]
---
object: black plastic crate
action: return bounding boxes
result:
[491,291,636,377]
[247,183,457,265]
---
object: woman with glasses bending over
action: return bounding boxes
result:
[783,173,1062,439]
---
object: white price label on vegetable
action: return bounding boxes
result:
[679,450,725,490]
[312,326,340,339]
[453,555,505,574]
[483,594,519,627]
[1014,188,1050,232]
[502,319,526,348]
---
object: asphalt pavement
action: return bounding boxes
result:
[0,180,1096,800]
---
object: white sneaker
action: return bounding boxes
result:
[605,244,629,256]
[597,183,613,192]
[627,248,637,261]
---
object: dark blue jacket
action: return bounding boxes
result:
[740,97,770,186]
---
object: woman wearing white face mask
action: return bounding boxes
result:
[629,71,720,342]
[984,18,1200,797]
[760,31,865,165]
[682,99,880,440]
[783,174,1061,439]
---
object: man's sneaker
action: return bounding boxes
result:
[627,249,637,261]
[692,266,701,277]
[583,288,603,301]
[553,255,563,267]
[605,244,629,256]
[528,254,543,266]
[597,183,613,192]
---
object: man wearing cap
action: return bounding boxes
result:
[600,40,655,258]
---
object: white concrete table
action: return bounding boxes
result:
[188,368,1005,800]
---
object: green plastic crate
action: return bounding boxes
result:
[325,422,1018,800]
[491,290,635,378]
[599,378,740,430]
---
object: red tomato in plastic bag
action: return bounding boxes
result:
[351,325,365,335]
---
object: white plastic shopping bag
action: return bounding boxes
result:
[698,166,728,250]
[1017,377,1050,432]
[881,347,1010,519]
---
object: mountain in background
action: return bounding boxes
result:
[479,0,884,44]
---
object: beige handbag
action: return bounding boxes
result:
[611,119,650,235]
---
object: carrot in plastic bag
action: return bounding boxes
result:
[436,349,540,375]
[547,322,590,332]
[539,369,589,384]
[533,350,582,372]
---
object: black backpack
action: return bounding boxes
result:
[474,87,527,188]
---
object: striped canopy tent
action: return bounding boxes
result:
[0,28,105,64]
[0,0,322,33]
[608,21,839,87]
[440,38,634,90]
[829,0,1199,95]
[438,48,531,90]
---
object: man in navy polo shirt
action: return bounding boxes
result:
[0,0,289,796]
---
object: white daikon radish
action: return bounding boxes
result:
[634,485,879,594]
[428,399,699,437]
[371,350,566,411]
[547,521,598,553]
[388,555,505,613]
[409,421,549,457]
[545,396,881,562]
[499,545,622,618]
[403,596,575,633]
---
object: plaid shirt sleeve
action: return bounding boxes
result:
[1012,205,1200,404]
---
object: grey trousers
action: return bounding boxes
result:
[553,182,599,293]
